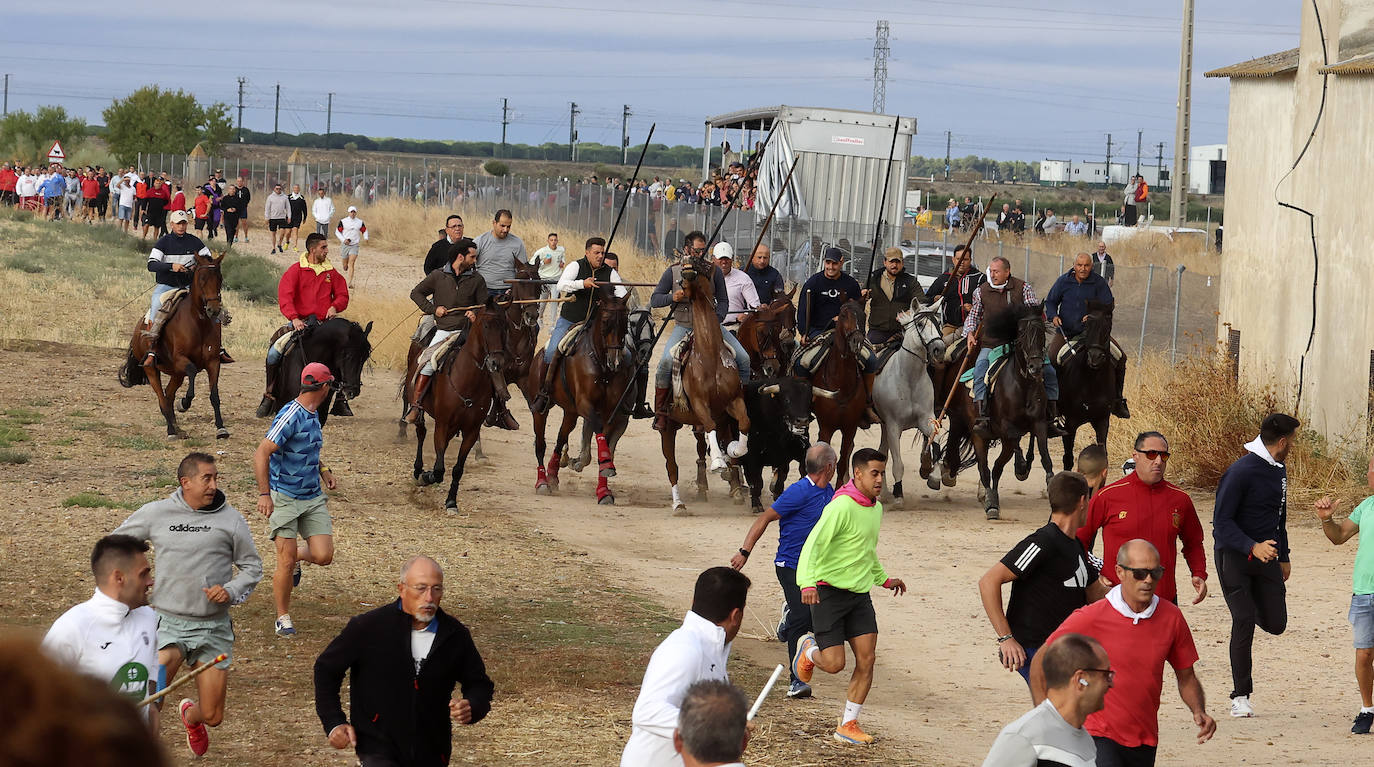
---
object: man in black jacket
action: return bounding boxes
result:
[924,245,984,343]
[315,555,494,767]
[866,247,920,346]
[422,215,465,275]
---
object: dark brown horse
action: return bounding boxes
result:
[735,287,798,380]
[661,256,751,513]
[119,253,229,439]
[412,302,510,510]
[1054,300,1117,470]
[526,286,634,504]
[808,299,869,485]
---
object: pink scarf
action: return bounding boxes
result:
[834,480,876,507]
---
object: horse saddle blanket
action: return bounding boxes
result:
[945,334,967,363]
[157,289,189,312]
[960,344,1012,394]
[874,339,903,374]
[420,331,467,375]
[412,313,437,343]
[269,325,300,356]
[791,331,833,376]
[1056,336,1125,365]
[557,321,588,356]
[669,330,736,409]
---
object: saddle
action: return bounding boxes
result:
[557,321,588,356]
[412,313,437,343]
[959,344,1012,396]
[790,330,832,377]
[668,330,736,410]
[944,334,967,363]
[873,338,903,374]
[1054,337,1079,365]
[145,289,189,336]
[416,331,466,377]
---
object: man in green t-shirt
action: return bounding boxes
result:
[1315,474,1374,735]
[791,447,906,746]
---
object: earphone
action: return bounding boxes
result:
[1079,678,1089,687]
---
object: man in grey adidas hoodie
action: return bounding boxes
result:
[114,451,262,758]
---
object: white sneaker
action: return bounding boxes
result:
[274,614,296,637]
[1230,695,1254,718]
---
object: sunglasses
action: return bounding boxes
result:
[1080,667,1116,683]
[1134,449,1170,460]
[1122,565,1165,581]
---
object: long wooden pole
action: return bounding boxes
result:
[865,115,902,290]
[745,155,801,263]
[139,653,227,707]
[605,122,656,252]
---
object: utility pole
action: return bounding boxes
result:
[273,83,280,142]
[1171,0,1195,226]
[326,92,334,150]
[2,74,8,116]
[1135,129,1143,179]
[872,20,890,113]
[1157,142,1166,187]
[236,77,246,143]
[569,101,580,162]
[500,98,511,158]
[1105,133,1113,187]
[944,130,951,181]
[621,104,632,165]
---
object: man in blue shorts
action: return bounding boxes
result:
[1314,461,1374,734]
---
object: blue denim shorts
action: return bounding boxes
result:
[1349,593,1374,649]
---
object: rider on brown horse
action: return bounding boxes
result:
[1043,252,1130,418]
[797,247,879,424]
[142,210,233,366]
[529,236,628,415]
[256,233,349,418]
[964,256,1066,438]
[865,247,921,347]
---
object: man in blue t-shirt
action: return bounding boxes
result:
[730,442,837,698]
[253,362,338,638]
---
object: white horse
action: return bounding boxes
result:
[873,298,947,507]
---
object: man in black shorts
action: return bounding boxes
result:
[979,471,1107,690]
[792,448,906,746]
[265,184,290,254]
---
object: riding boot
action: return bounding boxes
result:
[1111,357,1131,418]
[973,399,994,439]
[1047,400,1068,437]
[652,386,672,432]
[218,349,236,364]
[256,361,281,418]
[404,374,431,424]
[529,353,561,415]
[484,398,519,430]
[861,372,880,428]
[632,400,655,419]
[330,394,354,417]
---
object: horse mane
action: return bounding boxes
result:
[984,302,1041,345]
[1085,299,1114,316]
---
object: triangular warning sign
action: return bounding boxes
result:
[47,141,66,160]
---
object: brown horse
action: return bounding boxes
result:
[526,286,634,504]
[735,287,798,380]
[119,253,229,439]
[661,256,752,513]
[412,302,511,510]
[808,299,869,485]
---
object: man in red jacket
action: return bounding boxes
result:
[256,233,350,418]
[1,163,20,206]
[1077,431,1210,606]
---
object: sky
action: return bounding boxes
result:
[4,0,1300,165]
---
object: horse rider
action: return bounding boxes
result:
[141,210,233,366]
[602,250,655,419]
[256,233,350,418]
[715,241,761,340]
[1043,253,1130,419]
[963,256,1066,438]
[416,215,466,341]
[865,246,921,347]
[648,230,748,431]
[529,236,627,415]
[924,244,984,347]
[797,246,879,423]
[405,237,517,430]
[744,242,786,303]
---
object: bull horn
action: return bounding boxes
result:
[760,384,781,394]
[812,386,838,400]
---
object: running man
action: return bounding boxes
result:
[336,206,368,285]
[792,447,907,745]
[730,442,837,699]
[43,534,161,733]
[265,183,290,254]
[1314,476,1374,734]
[255,362,338,637]
[113,452,262,757]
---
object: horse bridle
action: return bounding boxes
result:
[1015,317,1046,380]
[191,262,223,320]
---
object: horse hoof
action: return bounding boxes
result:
[597,493,615,506]
[672,504,692,516]
[445,503,459,514]
[888,496,904,510]
[751,504,764,515]
[1015,469,1030,482]
[177,401,191,413]
[569,459,586,472]
[986,507,1000,521]
[927,477,942,491]
[535,482,551,495]
[709,458,727,474]
[599,465,616,478]
[165,432,182,441]
[941,474,956,488]
[418,472,438,486]
[216,428,230,440]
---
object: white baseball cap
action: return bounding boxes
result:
[347,205,358,213]
[712,242,734,260]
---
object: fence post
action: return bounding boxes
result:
[1170,264,1186,365]
[1137,263,1154,365]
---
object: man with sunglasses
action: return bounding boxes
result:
[648,230,731,432]
[1077,431,1209,607]
[982,633,1110,767]
[1033,539,1216,767]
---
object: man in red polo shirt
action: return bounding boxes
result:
[1032,539,1216,767]
[256,233,349,418]
[1077,431,1209,605]
[0,163,17,206]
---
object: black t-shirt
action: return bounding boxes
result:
[1001,522,1098,646]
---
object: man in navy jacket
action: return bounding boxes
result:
[1044,253,1130,419]
[1213,414,1299,719]
[315,556,494,766]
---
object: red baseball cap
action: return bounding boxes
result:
[301,362,335,390]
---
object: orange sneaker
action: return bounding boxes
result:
[180,697,210,756]
[792,632,817,684]
[834,718,875,745]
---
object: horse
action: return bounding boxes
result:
[807,299,870,485]
[735,288,798,380]
[526,286,634,504]
[958,304,1055,520]
[872,298,947,507]
[1054,300,1117,470]
[266,317,373,427]
[413,302,510,510]
[119,253,230,440]
[660,255,752,513]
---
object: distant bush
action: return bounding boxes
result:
[483,160,510,177]
[343,141,359,152]
[222,250,280,304]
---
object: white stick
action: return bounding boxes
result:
[747,664,785,721]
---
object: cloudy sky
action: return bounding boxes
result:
[5,0,1299,163]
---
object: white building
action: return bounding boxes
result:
[1038,159,1162,187]
[1188,144,1227,195]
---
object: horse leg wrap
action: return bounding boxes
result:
[546,457,560,484]
[671,484,683,509]
[596,476,612,503]
[705,431,727,473]
[535,464,549,490]
[595,433,614,473]
[727,433,749,458]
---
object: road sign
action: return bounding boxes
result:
[47,140,66,162]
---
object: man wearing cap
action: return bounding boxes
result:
[257,233,350,418]
[141,210,233,366]
[866,247,921,347]
[265,183,291,254]
[254,361,338,638]
[336,206,368,286]
[797,247,879,422]
[714,242,760,364]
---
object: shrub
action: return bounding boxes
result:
[483,160,510,177]
[0,449,29,464]
[222,251,280,304]
[344,141,359,152]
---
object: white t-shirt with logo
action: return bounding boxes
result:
[43,589,160,720]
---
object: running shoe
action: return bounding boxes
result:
[1230,695,1254,718]
[776,599,789,639]
[180,698,210,756]
[792,632,817,684]
[292,561,302,587]
[785,680,812,699]
[834,718,875,745]
[275,614,296,637]
[1354,710,1374,734]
